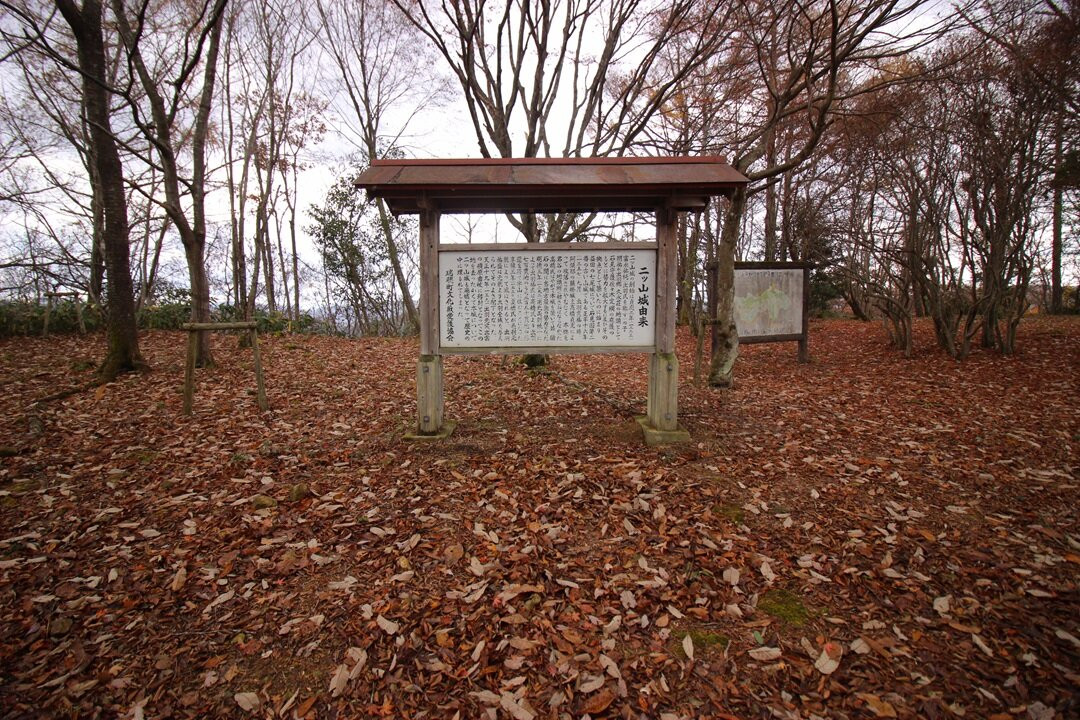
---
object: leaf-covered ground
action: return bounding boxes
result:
[1,317,1077,720]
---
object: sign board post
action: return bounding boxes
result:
[642,208,684,441]
[414,209,451,438]
[407,218,688,444]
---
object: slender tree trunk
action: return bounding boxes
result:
[87,155,105,305]
[56,0,144,380]
[1051,127,1063,314]
[291,216,300,324]
[375,199,418,330]
[708,189,743,387]
[261,221,276,312]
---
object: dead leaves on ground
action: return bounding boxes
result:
[0,319,1077,718]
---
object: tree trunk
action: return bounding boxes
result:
[87,154,105,306]
[56,0,144,380]
[291,215,301,324]
[376,199,418,331]
[1051,127,1063,314]
[184,232,214,366]
[708,189,743,388]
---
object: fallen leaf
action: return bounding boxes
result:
[749,646,782,661]
[234,692,260,712]
[582,687,616,715]
[170,567,187,592]
[682,633,695,661]
[814,642,843,674]
[329,664,350,697]
[856,693,898,718]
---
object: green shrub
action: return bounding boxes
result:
[0,299,103,336]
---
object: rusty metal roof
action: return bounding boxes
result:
[354,156,747,214]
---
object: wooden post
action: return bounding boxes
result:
[641,208,688,442]
[42,295,52,337]
[654,208,677,355]
[416,355,444,434]
[73,293,85,334]
[251,328,269,411]
[409,207,453,438]
[419,208,440,356]
[183,329,197,415]
[798,265,810,363]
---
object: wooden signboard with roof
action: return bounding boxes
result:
[355,156,747,445]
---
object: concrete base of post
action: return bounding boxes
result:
[405,419,457,441]
[635,416,690,446]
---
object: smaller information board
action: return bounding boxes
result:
[439,247,656,350]
[734,267,805,339]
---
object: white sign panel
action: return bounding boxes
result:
[734,268,804,338]
[439,248,656,349]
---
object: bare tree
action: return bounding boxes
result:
[2,0,145,378]
[688,0,952,386]
[315,0,440,331]
[391,0,735,244]
[109,0,228,366]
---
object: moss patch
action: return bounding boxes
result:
[670,626,730,659]
[757,588,810,626]
[713,504,745,523]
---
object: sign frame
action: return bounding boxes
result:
[734,261,812,362]
[434,241,659,355]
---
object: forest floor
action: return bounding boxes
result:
[0,317,1077,720]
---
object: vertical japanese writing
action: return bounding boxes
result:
[440,249,655,348]
[637,264,650,328]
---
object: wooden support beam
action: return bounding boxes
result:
[251,329,269,411]
[182,321,258,331]
[647,352,679,431]
[180,322,268,414]
[642,207,687,444]
[183,329,197,415]
[419,210,440,356]
[416,355,444,434]
[655,208,677,355]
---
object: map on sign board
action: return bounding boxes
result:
[439,248,656,349]
[734,268,804,338]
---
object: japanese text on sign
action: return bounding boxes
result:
[439,248,656,349]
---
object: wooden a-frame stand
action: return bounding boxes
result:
[181,322,268,415]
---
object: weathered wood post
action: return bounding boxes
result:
[798,265,810,364]
[411,207,454,439]
[250,327,269,411]
[41,294,52,337]
[183,328,198,414]
[641,207,689,444]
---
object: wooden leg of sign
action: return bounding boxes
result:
[409,355,455,440]
[183,330,197,415]
[639,352,689,445]
[42,298,51,337]
[251,329,269,411]
[74,294,85,334]
[648,352,678,431]
[798,337,809,364]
